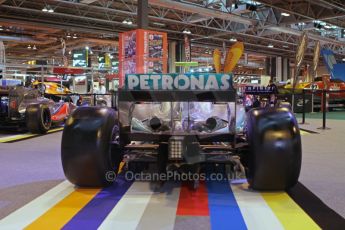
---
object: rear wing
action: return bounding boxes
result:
[118,73,236,102]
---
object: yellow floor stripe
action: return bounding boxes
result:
[24,188,100,230]
[300,130,308,135]
[0,134,36,143]
[0,127,63,143]
[261,192,320,230]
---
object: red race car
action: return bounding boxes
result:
[305,76,345,108]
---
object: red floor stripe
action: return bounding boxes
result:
[176,181,209,216]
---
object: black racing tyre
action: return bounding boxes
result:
[26,104,52,134]
[246,107,302,190]
[61,107,122,187]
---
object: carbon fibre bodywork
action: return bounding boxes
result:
[0,86,74,128]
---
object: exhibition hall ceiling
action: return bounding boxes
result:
[0,0,345,64]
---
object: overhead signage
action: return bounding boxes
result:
[125,73,233,90]
[53,67,84,75]
[245,86,275,94]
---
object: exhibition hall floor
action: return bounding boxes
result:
[0,117,344,229]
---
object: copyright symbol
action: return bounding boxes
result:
[105,171,116,182]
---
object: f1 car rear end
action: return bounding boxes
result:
[0,85,74,134]
[61,73,301,190]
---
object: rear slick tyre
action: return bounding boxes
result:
[61,107,122,187]
[26,103,51,134]
[246,107,302,190]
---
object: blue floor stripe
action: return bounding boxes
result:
[206,179,247,230]
[62,175,133,230]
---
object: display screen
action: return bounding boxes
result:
[98,54,105,68]
[73,49,88,67]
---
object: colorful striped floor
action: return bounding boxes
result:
[0,176,325,230]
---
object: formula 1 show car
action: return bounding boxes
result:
[0,85,75,134]
[61,73,301,191]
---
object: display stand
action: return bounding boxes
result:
[119,29,168,86]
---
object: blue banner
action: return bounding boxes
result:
[321,49,345,81]
[125,73,233,90]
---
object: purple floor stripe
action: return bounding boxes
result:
[61,175,133,230]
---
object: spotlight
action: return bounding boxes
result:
[85,46,89,50]
[73,34,77,39]
[42,7,48,12]
[27,45,32,49]
[33,45,37,50]
[281,12,290,17]
[66,33,71,38]
[0,26,3,31]
[342,58,345,62]
[268,44,274,48]
[48,8,54,13]
[229,37,237,42]
[68,50,72,55]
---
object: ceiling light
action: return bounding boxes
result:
[73,34,77,39]
[66,33,71,38]
[182,28,192,34]
[68,50,72,55]
[268,44,274,48]
[42,7,48,12]
[27,45,32,49]
[283,45,289,48]
[33,45,37,50]
[324,25,331,29]
[0,27,3,31]
[48,8,54,13]
[281,12,290,17]
[259,67,264,70]
[85,46,89,50]
[229,37,237,42]
[342,58,345,62]
[90,50,93,54]
[122,19,133,25]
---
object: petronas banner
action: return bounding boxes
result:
[293,32,308,91]
[0,41,5,66]
[311,41,321,81]
[0,41,5,79]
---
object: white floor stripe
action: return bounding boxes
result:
[98,182,154,230]
[230,180,284,230]
[0,180,74,230]
[136,181,181,230]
